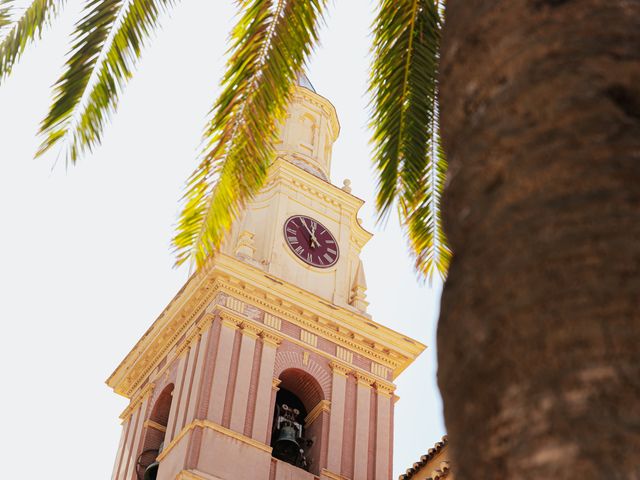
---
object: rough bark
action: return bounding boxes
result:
[437,1,640,478]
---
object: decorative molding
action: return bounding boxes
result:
[219,312,242,330]
[144,419,167,432]
[119,383,154,420]
[241,322,261,339]
[371,362,390,379]
[216,281,408,371]
[107,253,425,399]
[263,312,282,331]
[157,419,272,463]
[305,399,331,426]
[329,361,351,378]
[108,273,220,397]
[354,371,376,387]
[225,296,244,313]
[300,330,318,347]
[336,346,353,364]
[262,330,283,347]
[329,361,352,377]
[375,381,396,398]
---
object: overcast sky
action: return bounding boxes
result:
[0,1,445,477]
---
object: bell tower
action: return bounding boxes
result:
[107,77,425,480]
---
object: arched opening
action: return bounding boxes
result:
[136,384,174,480]
[271,369,325,475]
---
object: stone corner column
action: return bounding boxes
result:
[374,381,395,480]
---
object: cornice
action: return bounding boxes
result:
[107,253,425,399]
[212,259,424,368]
[106,267,220,396]
[119,382,154,420]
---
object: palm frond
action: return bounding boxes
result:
[173,0,327,268]
[36,0,177,162]
[401,128,451,280]
[0,1,12,31]
[370,0,449,278]
[0,0,64,84]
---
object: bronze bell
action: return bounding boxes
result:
[273,424,301,464]
[143,460,158,480]
[143,441,163,480]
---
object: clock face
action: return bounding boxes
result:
[283,215,339,268]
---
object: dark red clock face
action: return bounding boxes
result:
[283,215,339,268]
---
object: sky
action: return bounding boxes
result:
[0,1,446,477]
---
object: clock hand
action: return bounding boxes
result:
[301,219,319,248]
[309,225,320,248]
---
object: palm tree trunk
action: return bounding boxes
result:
[437,1,640,478]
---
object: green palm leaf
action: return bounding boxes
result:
[401,128,451,279]
[370,0,448,277]
[0,0,64,84]
[172,0,327,268]
[0,1,12,30]
[36,0,176,162]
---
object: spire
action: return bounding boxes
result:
[296,72,316,92]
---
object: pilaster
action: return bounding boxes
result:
[229,323,260,432]
[251,331,282,443]
[326,361,349,474]
[374,382,395,480]
[207,315,240,423]
[353,372,375,480]
[184,326,212,426]
[166,352,188,443]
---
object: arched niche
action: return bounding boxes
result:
[137,384,174,479]
[271,368,327,475]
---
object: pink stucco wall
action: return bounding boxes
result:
[111,298,398,480]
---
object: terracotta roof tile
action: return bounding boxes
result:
[426,465,450,480]
[398,435,448,480]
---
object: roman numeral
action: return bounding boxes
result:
[327,248,337,255]
[326,239,335,244]
[316,255,324,265]
[287,236,298,244]
[306,253,313,262]
[324,253,333,262]
[286,227,296,235]
[295,246,304,255]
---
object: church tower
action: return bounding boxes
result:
[107,77,425,480]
